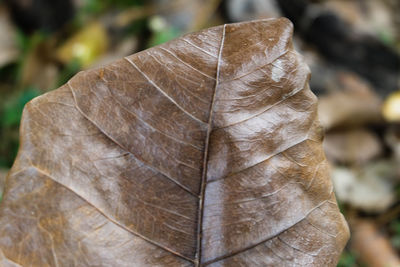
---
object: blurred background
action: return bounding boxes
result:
[0,0,399,266]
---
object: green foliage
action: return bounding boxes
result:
[0,30,41,87]
[337,250,358,267]
[0,63,18,85]
[1,88,40,127]
[148,27,181,47]
[378,30,395,47]
[390,219,400,249]
[124,18,148,36]
[0,88,40,168]
[57,59,81,88]
[0,27,48,169]
[147,16,182,47]
[14,31,47,87]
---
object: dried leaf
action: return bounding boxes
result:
[332,165,395,212]
[0,7,19,67]
[0,18,349,266]
[318,73,382,129]
[323,128,382,164]
[351,219,400,267]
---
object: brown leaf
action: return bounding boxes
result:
[0,18,349,266]
[318,73,382,130]
[351,219,400,267]
[0,7,19,68]
[324,128,382,164]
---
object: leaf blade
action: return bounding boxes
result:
[0,18,349,266]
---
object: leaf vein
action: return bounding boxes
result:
[124,57,206,124]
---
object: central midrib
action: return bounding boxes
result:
[195,24,226,267]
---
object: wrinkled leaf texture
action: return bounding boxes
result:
[0,18,349,266]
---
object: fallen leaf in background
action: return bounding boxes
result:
[0,19,348,266]
[323,128,382,165]
[318,73,382,129]
[0,7,19,68]
[332,164,396,212]
[351,219,400,267]
[189,0,221,31]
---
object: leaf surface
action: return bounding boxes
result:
[0,18,349,266]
